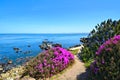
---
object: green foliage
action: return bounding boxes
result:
[84,59,94,68]
[89,35,120,80]
[80,19,120,64]
[69,49,79,55]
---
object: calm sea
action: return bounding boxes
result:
[0,33,88,65]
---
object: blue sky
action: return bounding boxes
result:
[0,0,120,33]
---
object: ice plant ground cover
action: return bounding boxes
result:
[24,47,74,79]
[89,35,120,80]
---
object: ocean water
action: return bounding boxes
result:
[0,33,88,65]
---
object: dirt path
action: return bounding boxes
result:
[52,56,86,80]
[69,45,84,51]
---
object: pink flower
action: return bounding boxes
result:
[105,48,112,51]
[102,60,105,64]
[112,40,118,44]
[34,47,74,77]
[52,65,54,69]
[105,40,111,45]
[54,51,59,56]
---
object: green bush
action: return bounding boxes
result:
[80,19,120,63]
[89,35,120,80]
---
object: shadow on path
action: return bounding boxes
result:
[76,68,90,80]
[76,54,90,80]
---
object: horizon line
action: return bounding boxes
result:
[0,32,89,34]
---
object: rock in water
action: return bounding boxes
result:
[8,60,13,64]
[28,45,31,47]
[0,67,3,71]
[0,65,3,73]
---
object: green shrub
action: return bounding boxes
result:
[80,19,120,63]
[24,47,74,79]
[69,49,79,55]
[89,35,120,80]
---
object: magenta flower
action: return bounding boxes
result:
[105,48,112,51]
[34,47,74,78]
[54,51,59,56]
[94,67,99,74]
[112,40,118,44]
[105,40,111,45]
[96,35,120,55]
[101,58,105,64]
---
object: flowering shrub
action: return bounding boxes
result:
[80,19,120,63]
[89,35,120,80]
[25,47,74,79]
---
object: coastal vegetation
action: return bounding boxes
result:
[1,19,120,80]
[69,49,79,55]
[80,19,120,67]
[89,35,120,80]
[80,19,120,80]
[23,47,74,79]
[0,48,80,80]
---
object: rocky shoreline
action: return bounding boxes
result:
[0,45,83,80]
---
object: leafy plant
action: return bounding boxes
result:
[89,35,120,80]
[80,19,120,64]
[69,49,79,55]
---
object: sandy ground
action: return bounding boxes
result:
[69,45,84,51]
[69,45,84,54]
[53,56,87,80]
